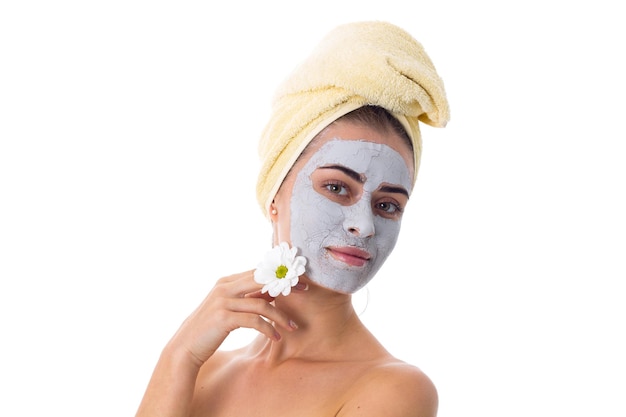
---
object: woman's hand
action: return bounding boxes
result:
[166,269,301,367]
[136,270,302,417]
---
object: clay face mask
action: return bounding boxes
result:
[289,139,412,293]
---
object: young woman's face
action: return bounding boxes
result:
[272,120,414,294]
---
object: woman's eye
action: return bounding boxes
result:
[324,182,348,195]
[376,201,402,214]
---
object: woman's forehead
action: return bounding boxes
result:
[311,120,414,170]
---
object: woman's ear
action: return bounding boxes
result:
[270,201,279,246]
[269,201,278,219]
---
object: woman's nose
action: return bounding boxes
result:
[343,202,375,238]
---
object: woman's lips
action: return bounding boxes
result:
[326,246,371,267]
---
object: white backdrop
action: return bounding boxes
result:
[1,1,625,416]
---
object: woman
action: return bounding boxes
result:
[136,21,449,417]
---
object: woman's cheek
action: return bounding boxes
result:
[290,184,341,251]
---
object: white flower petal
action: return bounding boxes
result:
[253,242,307,297]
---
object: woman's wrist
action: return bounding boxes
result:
[161,339,206,374]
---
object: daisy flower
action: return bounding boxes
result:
[254,242,307,297]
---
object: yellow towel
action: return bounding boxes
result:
[256,20,450,217]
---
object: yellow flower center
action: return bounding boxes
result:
[275,265,288,279]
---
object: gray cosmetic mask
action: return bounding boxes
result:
[289,139,412,293]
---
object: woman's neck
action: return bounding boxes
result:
[248,283,373,364]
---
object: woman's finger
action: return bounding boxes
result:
[225,297,296,331]
[213,270,264,297]
[220,311,284,341]
[245,281,309,301]
[244,290,275,302]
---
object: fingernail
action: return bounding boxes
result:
[295,282,309,291]
[289,320,299,330]
[274,330,282,341]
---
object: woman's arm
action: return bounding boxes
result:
[134,270,299,417]
[134,342,202,417]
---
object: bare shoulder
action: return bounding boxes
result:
[339,360,438,417]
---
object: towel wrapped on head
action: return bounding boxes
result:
[256,20,450,217]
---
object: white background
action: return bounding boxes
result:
[1,1,625,416]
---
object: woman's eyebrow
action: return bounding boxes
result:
[318,165,364,183]
[379,185,409,198]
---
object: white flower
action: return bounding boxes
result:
[254,242,307,297]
